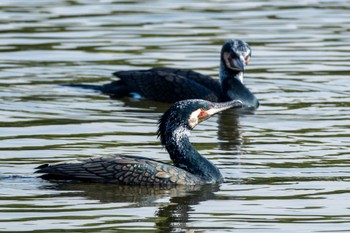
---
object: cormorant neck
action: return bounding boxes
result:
[219,62,244,85]
[163,125,223,183]
[219,62,259,109]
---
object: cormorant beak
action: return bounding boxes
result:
[223,52,245,72]
[198,100,243,123]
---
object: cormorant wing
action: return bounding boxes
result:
[36,155,202,185]
[112,67,223,102]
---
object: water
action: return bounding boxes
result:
[1,0,350,232]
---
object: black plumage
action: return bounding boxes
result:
[66,39,259,110]
[36,99,243,186]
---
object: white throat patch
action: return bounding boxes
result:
[236,72,244,84]
[188,109,201,128]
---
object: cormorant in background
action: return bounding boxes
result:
[67,39,259,110]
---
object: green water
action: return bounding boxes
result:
[0,0,350,232]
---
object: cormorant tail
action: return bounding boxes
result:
[61,81,130,98]
[61,83,103,91]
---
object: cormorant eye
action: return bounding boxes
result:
[200,106,207,111]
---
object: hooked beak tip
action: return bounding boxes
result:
[209,100,243,115]
[230,100,243,109]
[231,57,245,72]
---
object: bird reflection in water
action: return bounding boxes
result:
[43,182,219,232]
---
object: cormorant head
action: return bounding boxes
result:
[221,39,251,74]
[157,99,243,145]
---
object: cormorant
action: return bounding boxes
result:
[35,99,243,185]
[67,39,259,109]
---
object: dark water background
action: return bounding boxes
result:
[0,0,349,232]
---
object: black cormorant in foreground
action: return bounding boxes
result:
[36,99,243,185]
[68,39,259,109]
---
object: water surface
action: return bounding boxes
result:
[0,0,350,232]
